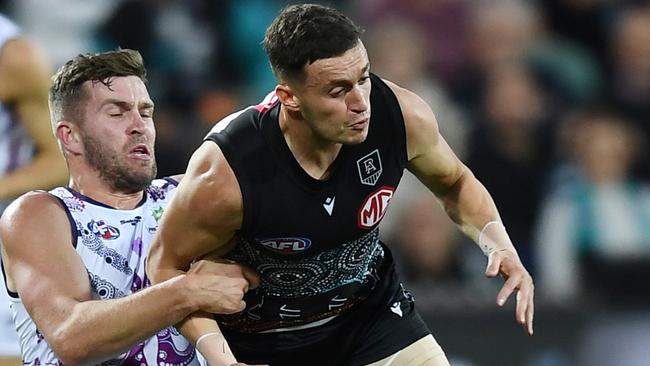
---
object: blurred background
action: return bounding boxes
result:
[0,0,648,365]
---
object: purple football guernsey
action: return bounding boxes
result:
[5,178,205,366]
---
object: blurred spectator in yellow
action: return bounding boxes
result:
[0,15,66,205]
[536,109,650,306]
[0,12,66,365]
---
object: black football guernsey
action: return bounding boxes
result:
[206,74,408,333]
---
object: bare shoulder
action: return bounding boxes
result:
[0,191,70,249]
[382,78,440,161]
[173,141,243,231]
[184,141,241,203]
[150,141,243,265]
[2,190,92,326]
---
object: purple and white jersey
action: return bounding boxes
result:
[0,14,33,212]
[7,178,205,366]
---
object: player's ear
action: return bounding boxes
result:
[56,120,83,156]
[275,84,300,112]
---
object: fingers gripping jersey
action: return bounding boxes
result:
[6,178,204,366]
[206,74,408,332]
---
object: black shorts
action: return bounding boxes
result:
[222,263,431,366]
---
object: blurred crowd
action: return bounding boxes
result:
[0,0,648,365]
[358,0,650,312]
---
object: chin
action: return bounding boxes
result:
[343,130,369,145]
[132,166,157,183]
[345,137,367,146]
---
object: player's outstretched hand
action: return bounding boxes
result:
[485,249,534,335]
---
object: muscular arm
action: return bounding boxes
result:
[147,141,251,364]
[148,142,243,273]
[0,192,202,365]
[388,81,500,245]
[386,80,534,335]
[0,38,67,199]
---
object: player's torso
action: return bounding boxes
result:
[208,74,407,332]
[10,179,203,366]
[238,107,405,255]
[53,180,177,299]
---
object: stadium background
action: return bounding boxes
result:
[1,0,649,365]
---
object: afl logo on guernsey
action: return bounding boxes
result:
[358,186,395,229]
[260,237,312,254]
[88,219,120,240]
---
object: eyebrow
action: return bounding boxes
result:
[326,63,371,89]
[100,99,155,110]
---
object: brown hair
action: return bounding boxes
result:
[49,48,147,126]
[263,4,363,83]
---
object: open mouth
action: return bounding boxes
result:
[128,144,151,159]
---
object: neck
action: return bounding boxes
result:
[279,107,341,180]
[68,170,144,210]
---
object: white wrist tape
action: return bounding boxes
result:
[195,332,223,350]
[478,220,506,256]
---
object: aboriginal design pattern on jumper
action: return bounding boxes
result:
[77,219,133,275]
[227,227,384,298]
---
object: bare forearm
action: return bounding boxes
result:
[437,169,515,252]
[178,314,238,365]
[49,275,196,365]
[148,249,242,364]
[0,152,67,200]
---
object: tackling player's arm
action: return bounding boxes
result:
[0,192,248,365]
[385,80,534,335]
[0,38,67,199]
[147,141,261,366]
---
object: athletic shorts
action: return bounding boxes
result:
[222,259,431,366]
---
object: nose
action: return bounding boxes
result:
[347,85,369,114]
[127,110,147,135]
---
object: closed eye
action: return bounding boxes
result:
[139,105,154,118]
[329,88,346,98]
